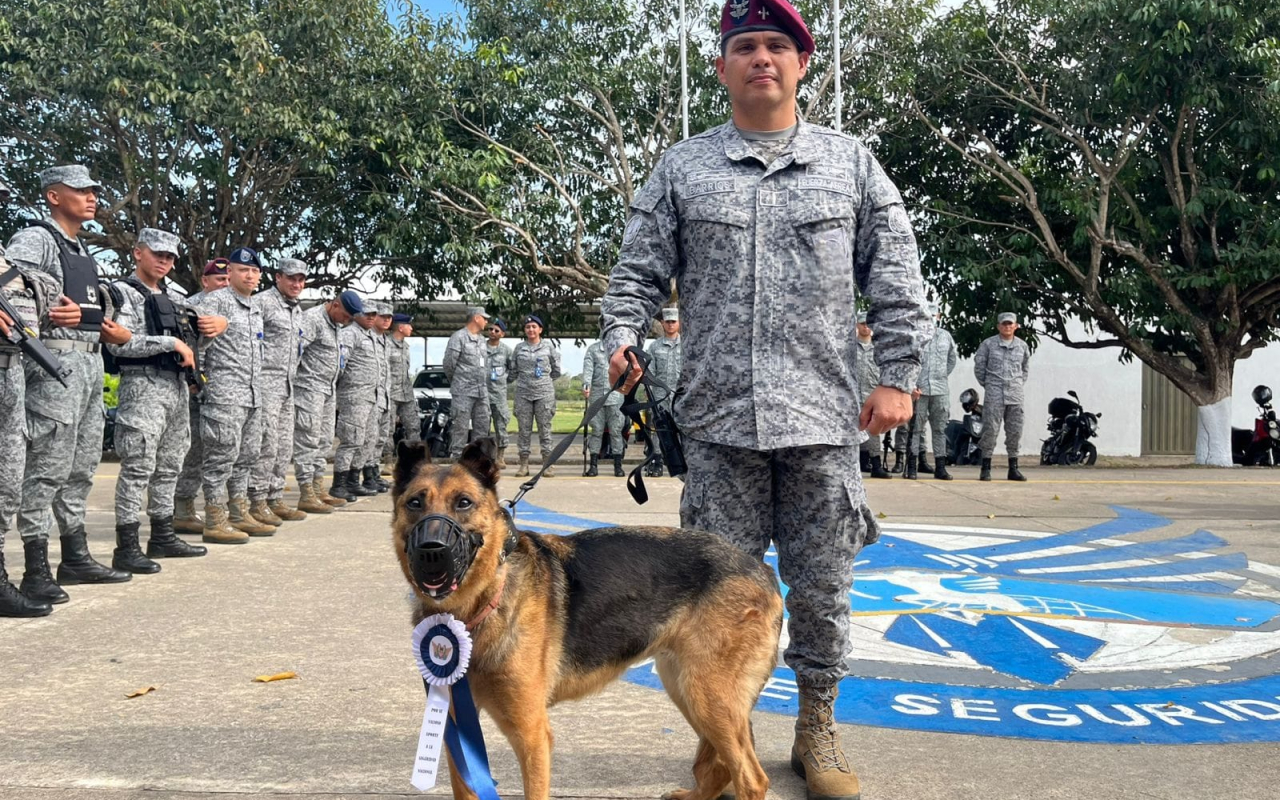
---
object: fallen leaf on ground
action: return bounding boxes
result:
[876,512,887,519]
[987,513,996,519]
[125,686,156,699]
[1052,495,1060,501]
[253,672,298,683]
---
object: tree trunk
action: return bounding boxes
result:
[1195,396,1235,467]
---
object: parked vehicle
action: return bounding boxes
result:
[1039,389,1100,466]
[1232,385,1279,466]
[412,366,453,459]
[945,388,985,466]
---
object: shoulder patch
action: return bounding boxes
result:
[622,216,644,246]
[887,205,913,235]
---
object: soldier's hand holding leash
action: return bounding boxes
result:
[197,314,228,337]
[861,385,913,435]
[608,346,644,395]
[48,295,81,328]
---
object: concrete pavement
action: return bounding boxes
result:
[3,459,1280,799]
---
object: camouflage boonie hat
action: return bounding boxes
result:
[136,228,180,256]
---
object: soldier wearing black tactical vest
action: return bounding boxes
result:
[4,165,136,604]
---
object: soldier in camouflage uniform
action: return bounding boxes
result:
[6,165,135,604]
[189,247,272,542]
[332,303,380,500]
[292,291,361,512]
[360,302,393,493]
[911,302,957,480]
[974,311,1031,482]
[1,178,80,617]
[173,259,232,533]
[389,312,418,445]
[247,258,309,527]
[600,4,930,797]
[509,314,561,477]
[644,306,682,476]
[854,315,891,479]
[484,317,512,468]
[443,306,492,461]
[581,340,626,477]
[106,228,216,574]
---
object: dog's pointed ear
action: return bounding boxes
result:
[394,441,431,497]
[458,438,501,490]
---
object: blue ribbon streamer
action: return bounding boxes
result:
[429,675,499,800]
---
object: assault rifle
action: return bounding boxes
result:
[178,307,207,394]
[0,273,73,387]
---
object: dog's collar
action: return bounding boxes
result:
[466,574,506,632]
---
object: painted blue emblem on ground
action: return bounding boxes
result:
[512,502,1280,744]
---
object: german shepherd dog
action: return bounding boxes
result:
[392,438,784,800]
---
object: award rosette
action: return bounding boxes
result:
[409,614,497,798]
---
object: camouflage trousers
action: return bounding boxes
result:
[19,349,104,542]
[0,362,25,549]
[449,394,491,459]
[175,395,203,501]
[680,438,879,687]
[114,369,190,526]
[980,402,1025,458]
[200,403,262,504]
[292,388,335,484]
[364,401,390,468]
[858,421,883,459]
[393,399,420,450]
[249,389,294,501]
[488,396,509,449]
[334,396,376,471]
[585,400,625,456]
[911,393,949,458]
[514,394,555,459]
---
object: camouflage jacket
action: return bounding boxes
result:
[295,303,345,397]
[917,327,958,396]
[600,118,930,449]
[582,341,623,407]
[486,340,512,403]
[646,335,682,403]
[254,286,304,395]
[442,327,488,399]
[190,287,264,407]
[974,334,1031,405]
[337,324,379,403]
[388,336,414,403]
[508,339,560,401]
[4,215,101,345]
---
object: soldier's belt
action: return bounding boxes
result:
[0,351,18,368]
[45,340,100,354]
[119,365,183,378]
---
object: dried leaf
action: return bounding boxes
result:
[253,671,298,683]
[1052,495,1060,501]
[987,514,996,519]
[1163,701,1176,709]
[876,512,887,520]
[125,686,156,699]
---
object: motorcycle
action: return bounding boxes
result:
[1231,385,1279,466]
[418,395,452,460]
[945,387,985,466]
[1039,389,1100,466]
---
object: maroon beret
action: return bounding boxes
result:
[720,0,815,55]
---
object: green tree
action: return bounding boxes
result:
[881,0,1280,464]
[0,0,446,292]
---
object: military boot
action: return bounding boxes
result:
[57,528,132,585]
[203,503,249,545]
[228,498,275,537]
[296,482,333,514]
[249,498,284,527]
[541,454,556,478]
[268,499,308,522]
[918,454,934,475]
[314,476,347,508]
[792,683,861,800]
[904,452,918,480]
[613,455,625,477]
[147,517,207,558]
[869,456,891,480]
[1,552,53,617]
[584,453,598,477]
[111,522,161,574]
[934,461,954,481]
[644,454,665,478]
[495,450,507,470]
[514,456,530,477]
[346,468,375,497]
[329,469,357,502]
[173,496,204,534]
[1008,457,1028,482]
[890,451,904,474]
[19,538,68,604]
[980,458,993,482]
[360,466,382,494]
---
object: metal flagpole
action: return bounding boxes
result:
[680,0,689,140]
[832,0,842,132]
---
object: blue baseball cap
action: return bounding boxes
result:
[391,313,412,325]
[227,247,261,268]
[522,314,543,328]
[490,317,507,333]
[339,290,364,316]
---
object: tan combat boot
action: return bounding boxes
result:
[541,453,556,478]
[314,476,347,508]
[268,498,308,521]
[202,504,249,545]
[792,683,861,800]
[295,482,333,514]
[174,496,204,534]
[249,498,284,527]
[514,456,530,477]
[495,450,507,470]
[228,497,276,536]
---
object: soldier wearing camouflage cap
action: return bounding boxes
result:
[246,257,310,527]
[443,306,493,463]
[387,312,420,458]
[484,317,512,467]
[643,306,682,477]
[360,302,394,493]
[599,2,931,796]
[331,301,380,500]
[910,301,957,481]
[974,311,1031,481]
[508,314,560,476]
[5,164,135,602]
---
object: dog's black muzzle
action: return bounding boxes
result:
[406,515,483,601]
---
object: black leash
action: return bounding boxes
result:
[503,346,681,519]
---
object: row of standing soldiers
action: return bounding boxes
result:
[0,165,418,618]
